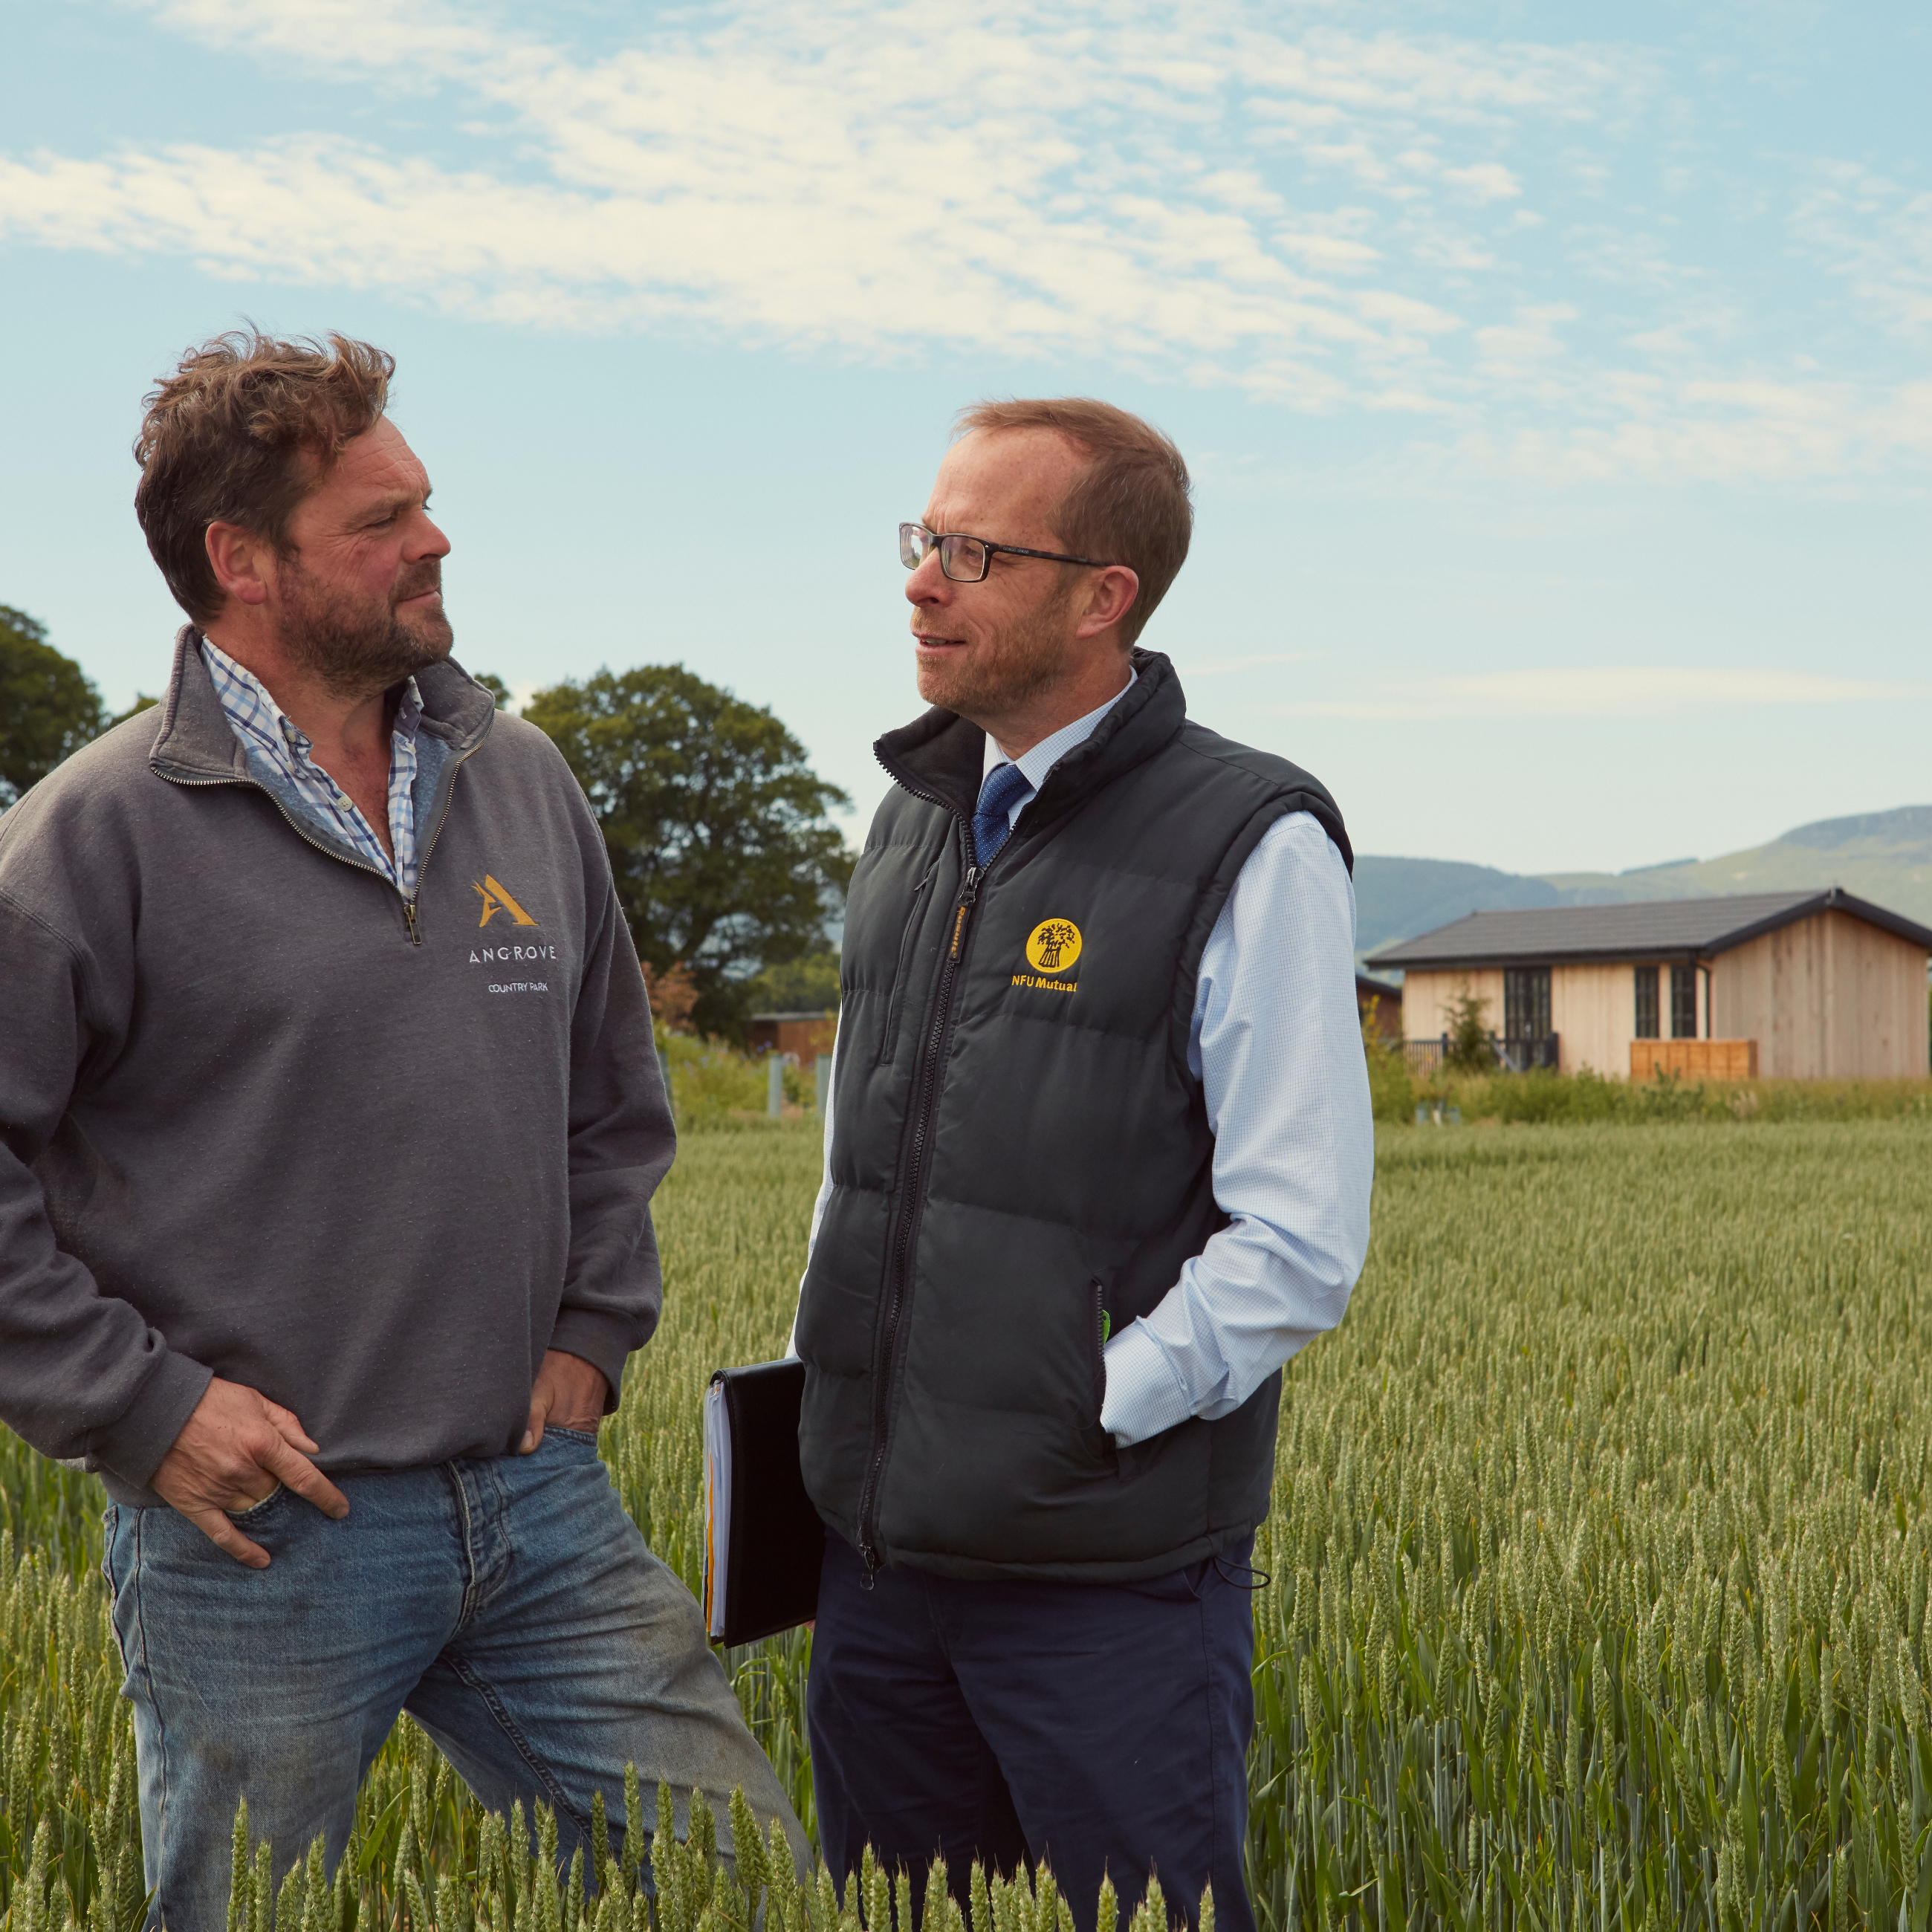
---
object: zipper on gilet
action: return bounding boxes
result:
[856,815,1010,1581]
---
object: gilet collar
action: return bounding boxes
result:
[874,649,1187,832]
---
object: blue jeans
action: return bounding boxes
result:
[105,1430,806,1931]
[807,1531,1257,1932]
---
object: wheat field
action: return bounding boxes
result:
[4,1116,1932,1928]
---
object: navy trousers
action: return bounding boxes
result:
[806,1529,1257,1932]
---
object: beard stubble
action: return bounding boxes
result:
[916,577,1079,719]
[278,555,455,701]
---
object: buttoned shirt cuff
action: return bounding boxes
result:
[1098,1319,1194,1448]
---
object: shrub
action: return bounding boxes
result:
[1442,980,1494,1074]
[1406,1069,1932,1128]
[661,1036,822,1130]
[1360,999,1414,1124]
[1478,1066,1621,1124]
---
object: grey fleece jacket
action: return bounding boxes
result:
[0,629,672,1508]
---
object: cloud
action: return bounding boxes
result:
[1280,666,1931,721]
[1441,163,1522,201]
[0,0,1924,482]
[0,0,1638,378]
[1792,161,1932,347]
[1473,302,1575,372]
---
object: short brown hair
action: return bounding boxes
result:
[953,397,1192,646]
[133,331,395,624]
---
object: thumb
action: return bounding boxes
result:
[520,1394,546,1456]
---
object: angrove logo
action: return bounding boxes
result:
[473,875,539,927]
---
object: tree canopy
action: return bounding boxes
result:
[0,607,105,809]
[523,665,852,1038]
[742,946,841,1015]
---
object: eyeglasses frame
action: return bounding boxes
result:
[900,522,1113,584]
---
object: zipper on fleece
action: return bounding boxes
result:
[156,739,478,943]
[855,815,1006,1581]
[397,741,479,943]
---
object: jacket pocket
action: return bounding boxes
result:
[1073,1276,1119,1475]
[877,859,939,1065]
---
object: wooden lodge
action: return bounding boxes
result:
[1356,973,1403,1044]
[1364,889,1932,1081]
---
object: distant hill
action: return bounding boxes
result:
[1357,805,1932,962]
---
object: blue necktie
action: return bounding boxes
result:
[973,762,1031,868]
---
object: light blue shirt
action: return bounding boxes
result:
[801,676,1374,1448]
[200,637,424,898]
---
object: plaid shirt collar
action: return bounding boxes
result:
[198,635,424,898]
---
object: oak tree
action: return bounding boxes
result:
[523,665,851,1038]
[0,607,105,808]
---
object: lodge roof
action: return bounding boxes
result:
[1364,888,1932,972]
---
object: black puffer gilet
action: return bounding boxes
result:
[795,652,1350,1582]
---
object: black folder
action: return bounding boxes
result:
[702,1358,823,1647]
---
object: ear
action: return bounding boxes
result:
[1074,564,1140,641]
[204,522,277,611]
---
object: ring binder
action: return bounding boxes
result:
[702,1358,825,1646]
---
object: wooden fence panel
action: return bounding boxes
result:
[1628,1039,1759,1081]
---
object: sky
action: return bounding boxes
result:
[1,0,1928,876]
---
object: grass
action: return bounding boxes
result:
[5,1117,1932,1926]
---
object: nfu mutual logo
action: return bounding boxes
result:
[1011,917,1083,996]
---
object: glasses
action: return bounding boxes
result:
[899,522,1109,583]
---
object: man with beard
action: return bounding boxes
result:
[793,401,1373,1932]
[0,332,805,1922]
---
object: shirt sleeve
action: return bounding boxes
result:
[1098,811,1373,1446]
[787,1017,840,1359]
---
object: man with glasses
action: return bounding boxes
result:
[791,400,1374,1932]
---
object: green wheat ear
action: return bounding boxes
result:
[863,1848,892,1932]
[250,1838,274,1932]
[227,1795,252,1932]
[1035,1863,1060,1932]
[593,1786,612,1885]
[623,1761,646,1882]
[303,1835,329,1932]
[730,1786,768,1909]
[970,1862,994,1932]
[921,1856,952,1932]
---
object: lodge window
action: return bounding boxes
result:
[1503,967,1551,1040]
[1634,965,1659,1040]
[1670,963,1699,1040]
